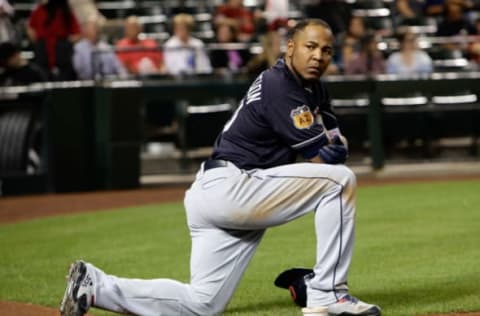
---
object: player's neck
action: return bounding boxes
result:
[285,58,315,89]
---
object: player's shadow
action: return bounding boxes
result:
[225,298,295,314]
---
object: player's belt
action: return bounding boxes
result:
[204,159,229,171]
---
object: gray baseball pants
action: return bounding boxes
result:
[90,161,357,315]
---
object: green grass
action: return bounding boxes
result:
[1,180,480,315]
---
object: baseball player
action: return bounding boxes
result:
[60,19,381,316]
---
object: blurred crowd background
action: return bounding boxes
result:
[0,0,479,85]
[0,0,480,196]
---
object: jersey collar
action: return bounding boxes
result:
[276,58,316,92]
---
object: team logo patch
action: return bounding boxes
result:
[290,105,314,129]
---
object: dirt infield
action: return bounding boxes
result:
[0,186,187,225]
[0,300,98,316]
[0,301,61,316]
[1,177,480,315]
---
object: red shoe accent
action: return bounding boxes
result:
[288,285,297,301]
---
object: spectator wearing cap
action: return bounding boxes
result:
[116,16,163,75]
[344,32,385,75]
[0,42,47,86]
[386,31,433,75]
[164,13,212,75]
[74,17,126,80]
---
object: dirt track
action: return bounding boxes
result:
[0,186,187,224]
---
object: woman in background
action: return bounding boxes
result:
[339,16,366,70]
[386,31,433,75]
[210,20,250,74]
[344,32,385,75]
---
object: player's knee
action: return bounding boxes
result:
[193,300,226,316]
[190,288,227,315]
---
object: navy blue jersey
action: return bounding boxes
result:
[211,59,339,170]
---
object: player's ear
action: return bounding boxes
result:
[286,39,294,58]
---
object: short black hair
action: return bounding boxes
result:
[286,19,332,40]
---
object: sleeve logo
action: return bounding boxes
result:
[290,105,314,129]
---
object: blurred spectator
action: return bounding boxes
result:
[116,16,163,75]
[27,0,81,80]
[386,31,433,75]
[339,16,366,69]
[246,31,282,77]
[215,0,255,42]
[164,13,212,75]
[304,0,351,35]
[436,0,475,36]
[73,17,126,80]
[424,0,446,16]
[395,0,425,25]
[344,32,385,75]
[467,18,480,64]
[68,0,105,26]
[263,0,289,25]
[210,20,250,74]
[261,0,289,32]
[0,0,15,43]
[0,42,47,85]
[170,0,196,15]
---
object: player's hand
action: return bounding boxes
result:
[317,136,348,164]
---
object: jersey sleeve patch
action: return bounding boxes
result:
[290,105,314,130]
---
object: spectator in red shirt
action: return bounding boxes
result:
[115,16,164,75]
[215,0,255,42]
[27,0,81,80]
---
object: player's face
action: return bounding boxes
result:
[286,24,333,81]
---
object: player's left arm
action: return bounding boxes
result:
[311,84,349,164]
[318,83,348,145]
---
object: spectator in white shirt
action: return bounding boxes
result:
[73,16,126,80]
[164,13,212,75]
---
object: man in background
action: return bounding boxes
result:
[73,16,126,80]
[116,16,163,75]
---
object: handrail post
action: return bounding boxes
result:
[368,77,384,170]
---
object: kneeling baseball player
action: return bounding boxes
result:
[60,19,381,316]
